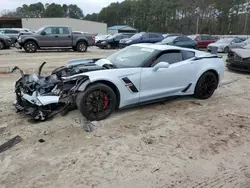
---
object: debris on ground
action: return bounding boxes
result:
[0,123,8,129]
[38,139,45,143]
[151,164,160,173]
[0,135,22,153]
[189,101,203,106]
[142,136,157,145]
[109,133,123,140]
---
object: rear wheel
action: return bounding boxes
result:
[106,44,111,49]
[77,41,87,52]
[76,83,117,121]
[24,41,37,53]
[0,40,5,50]
[194,71,218,99]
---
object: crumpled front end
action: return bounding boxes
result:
[226,49,250,72]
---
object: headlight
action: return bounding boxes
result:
[126,40,132,43]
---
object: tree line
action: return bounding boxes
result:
[1,0,250,35]
[1,3,84,19]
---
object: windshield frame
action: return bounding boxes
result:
[106,46,159,68]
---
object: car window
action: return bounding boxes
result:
[175,37,186,42]
[142,33,148,38]
[233,38,243,43]
[5,30,19,34]
[201,35,209,40]
[43,27,59,35]
[153,51,183,65]
[183,51,195,60]
[197,36,202,40]
[115,35,123,40]
[149,33,159,38]
[59,27,69,34]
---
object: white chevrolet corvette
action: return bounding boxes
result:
[13,44,225,121]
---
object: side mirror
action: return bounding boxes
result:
[153,62,170,71]
[41,31,46,35]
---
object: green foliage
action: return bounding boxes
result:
[2,2,84,19]
[84,0,249,35]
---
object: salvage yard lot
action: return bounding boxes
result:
[0,47,250,188]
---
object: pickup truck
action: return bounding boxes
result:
[16,26,95,53]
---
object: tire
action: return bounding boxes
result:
[76,83,117,121]
[0,40,5,50]
[194,71,218,99]
[77,41,88,52]
[24,41,37,53]
[106,44,111,49]
[224,46,229,53]
[73,46,77,51]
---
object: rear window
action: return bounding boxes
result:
[59,27,69,34]
[149,33,160,38]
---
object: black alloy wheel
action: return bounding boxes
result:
[24,41,37,53]
[194,71,218,99]
[76,83,117,121]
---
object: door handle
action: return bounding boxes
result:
[55,36,58,38]
[68,36,71,38]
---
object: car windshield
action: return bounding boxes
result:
[188,35,196,40]
[106,46,157,68]
[107,34,120,39]
[162,36,178,43]
[130,33,143,39]
[216,38,233,43]
[35,27,45,33]
[0,30,3,34]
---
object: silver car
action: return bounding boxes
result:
[0,28,30,45]
[207,38,244,53]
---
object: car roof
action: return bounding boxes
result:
[132,43,194,51]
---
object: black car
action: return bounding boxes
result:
[156,36,198,49]
[96,33,134,49]
[226,48,250,72]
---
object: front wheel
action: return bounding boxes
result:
[24,41,37,53]
[194,71,218,99]
[76,83,117,121]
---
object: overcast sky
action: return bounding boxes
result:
[1,0,124,15]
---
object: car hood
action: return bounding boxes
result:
[230,48,250,59]
[0,34,11,40]
[208,43,228,47]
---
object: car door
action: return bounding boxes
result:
[173,37,186,48]
[140,33,149,43]
[37,27,59,47]
[139,50,196,102]
[149,33,161,43]
[4,29,19,44]
[229,38,244,49]
[57,27,72,47]
[113,35,123,47]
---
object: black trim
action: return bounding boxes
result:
[182,83,192,92]
[122,77,139,93]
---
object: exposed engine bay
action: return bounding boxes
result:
[12,58,115,120]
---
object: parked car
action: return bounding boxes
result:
[157,36,198,49]
[119,32,164,48]
[13,44,224,121]
[0,35,12,50]
[95,34,111,45]
[243,44,250,49]
[0,28,30,45]
[207,37,244,53]
[16,26,95,53]
[96,33,135,49]
[240,38,250,48]
[226,48,250,72]
[188,34,217,48]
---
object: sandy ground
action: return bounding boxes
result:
[0,48,250,188]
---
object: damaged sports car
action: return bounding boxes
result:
[13,44,225,121]
[226,48,250,72]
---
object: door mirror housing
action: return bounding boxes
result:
[41,31,46,35]
[153,62,170,71]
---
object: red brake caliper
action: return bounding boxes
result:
[103,94,109,109]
